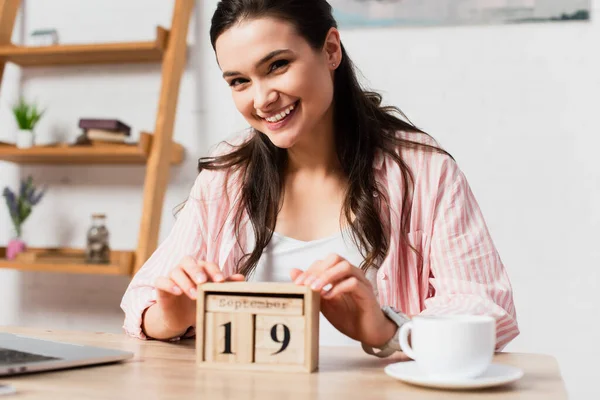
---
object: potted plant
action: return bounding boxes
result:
[2,176,46,260]
[12,97,45,149]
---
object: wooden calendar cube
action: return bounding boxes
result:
[196,282,320,373]
[204,312,254,364]
[254,315,305,365]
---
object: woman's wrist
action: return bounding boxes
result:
[142,304,191,340]
[362,309,398,348]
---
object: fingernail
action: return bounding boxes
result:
[294,275,305,285]
[304,275,316,286]
[196,272,207,284]
[215,273,225,282]
[189,288,197,299]
[310,279,323,291]
[173,286,182,295]
[321,284,333,298]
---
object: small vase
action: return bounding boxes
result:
[6,238,27,260]
[16,129,35,149]
[86,214,110,264]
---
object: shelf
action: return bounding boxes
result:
[0,132,184,165]
[0,247,134,276]
[0,26,169,67]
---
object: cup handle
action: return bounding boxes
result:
[399,321,416,360]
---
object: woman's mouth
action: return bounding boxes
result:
[262,101,299,131]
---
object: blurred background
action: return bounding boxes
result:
[0,1,597,398]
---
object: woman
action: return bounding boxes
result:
[120,0,519,355]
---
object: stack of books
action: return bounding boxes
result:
[77,119,131,145]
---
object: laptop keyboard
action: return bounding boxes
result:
[0,347,60,366]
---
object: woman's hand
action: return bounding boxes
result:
[145,256,244,338]
[290,253,396,348]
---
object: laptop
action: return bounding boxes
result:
[0,332,134,376]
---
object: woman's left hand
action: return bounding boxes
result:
[290,253,397,348]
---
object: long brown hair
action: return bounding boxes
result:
[202,0,452,278]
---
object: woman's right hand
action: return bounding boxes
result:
[152,256,245,334]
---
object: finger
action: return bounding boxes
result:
[290,268,304,282]
[322,276,371,300]
[170,267,198,299]
[323,252,343,266]
[154,276,183,296]
[226,274,246,282]
[301,254,347,287]
[293,263,316,285]
[201,261,225,282]
[309,260,365,292]
[179,256,208,284]
[295,254,342,285]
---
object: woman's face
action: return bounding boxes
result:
[215,17,340,149]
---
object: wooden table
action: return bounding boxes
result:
[0,327,567,399]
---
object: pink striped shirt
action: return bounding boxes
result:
[120,132,519,350]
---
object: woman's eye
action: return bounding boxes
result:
[229,78,247,87]
[269,59,289,72]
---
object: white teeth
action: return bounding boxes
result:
[265,103,296,123]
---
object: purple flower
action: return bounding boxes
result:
[19,176,36,202]
[19,178,27,198]
[3,177,47,237]
[30,186,46,206]
[2,187,18,219]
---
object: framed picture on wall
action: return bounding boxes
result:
[330,0,591,29]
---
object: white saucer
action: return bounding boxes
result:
[384,362,524,390]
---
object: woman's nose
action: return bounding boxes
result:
[253,84,278,111]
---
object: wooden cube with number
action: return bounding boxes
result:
[196,282,319,373]
[254,315,305,365]
[204,312,254,364]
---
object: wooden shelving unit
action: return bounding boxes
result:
[0,132,184,165]
[0,26,169,67]
[0,0,195,276]
[0,247,133,276]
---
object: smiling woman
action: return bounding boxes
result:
[121,0,519,358]
[216,17,339,151]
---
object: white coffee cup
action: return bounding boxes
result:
[399,315,496,380]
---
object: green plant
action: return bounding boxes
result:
[11,97,45,130]
[2,176,47,238]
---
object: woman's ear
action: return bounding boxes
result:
[323,27,342,69]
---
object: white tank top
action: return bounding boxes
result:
[246,226,378,347]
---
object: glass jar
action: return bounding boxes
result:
[85,213,110,264]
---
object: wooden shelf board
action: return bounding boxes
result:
[0,247,134,276]
[0,132,184,165]
[0,26,169,66]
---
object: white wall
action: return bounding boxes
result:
[0,0,598,398]
[0,0,205,336]
[338,3,598,399]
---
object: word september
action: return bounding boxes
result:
[219,297,290,311]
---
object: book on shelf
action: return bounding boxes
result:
[71,134,127,147]
[78,118,131,136]
[86,129,128,143]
